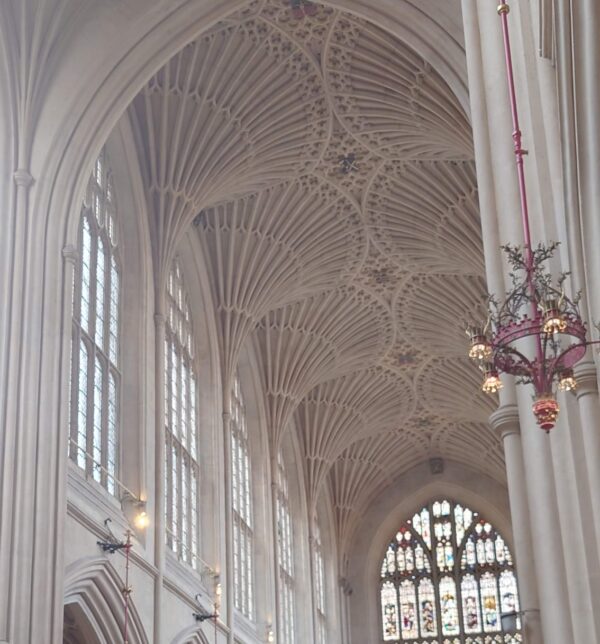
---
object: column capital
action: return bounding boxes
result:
[574,361,598,399]
[13,168,34,188]
[489,404,520,440]
[62,244,79,266]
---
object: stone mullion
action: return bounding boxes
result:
[85,228,99,480]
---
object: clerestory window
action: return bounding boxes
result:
[165,259,200,568]
[69,148,120,495]
[231,373,254,619]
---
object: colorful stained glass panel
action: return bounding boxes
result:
[399,580,419,639]
[381,581,400,641]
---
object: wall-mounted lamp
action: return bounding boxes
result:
[266,625,275,643]
[133,506,149,531]
[121,492,150,532]
[97,518,130,553]
[192,593,219,623]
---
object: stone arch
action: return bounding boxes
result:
[345,462,512,644]
[26,0,470,255]
[63,602,102,644]
[171,624,211,644]
[63,557,149,644]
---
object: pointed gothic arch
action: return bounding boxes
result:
[378,499,521,644]
[63,557,149,644]
[171,624,211,644]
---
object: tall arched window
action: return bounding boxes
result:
[379,499,522,644]
[276,452,295,643]
[165,260,200,568]
[69,148,120,495]
[314,522,326,644]
[231,373,254,619]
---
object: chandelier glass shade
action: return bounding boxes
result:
[466,2,594,432]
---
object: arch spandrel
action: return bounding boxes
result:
[416,357,496,424]
[396,274,489,356]
[364,159,483,275]
[323,11,472,160]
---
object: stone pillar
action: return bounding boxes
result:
[515,386,574,643]
[489,406,542,644]
[0,167,71,643]
[574,362,600,559]
[153,313,166,644]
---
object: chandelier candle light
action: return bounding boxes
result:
[466,2,595,432]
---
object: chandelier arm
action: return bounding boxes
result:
[550,341,592,370]
[493,344,535,372]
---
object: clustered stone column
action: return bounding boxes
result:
[489,406,542,644]
[463,1,600,641]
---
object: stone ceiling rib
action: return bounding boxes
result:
[364,159,483,274]
[130,13,331,273]
[295,366,414,510]
[127,0,506,519]
[324,13,473,159]
[196,175,366,384]
[397,274,488,355]
[254,287,394,451]
[330,432,426,548]
[416,357,496,423]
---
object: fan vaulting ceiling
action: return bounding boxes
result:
[129,0,501,549]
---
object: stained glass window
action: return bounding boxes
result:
[69,148,120,495]
[165,260,200,568]
[379,499,522,643]
[231,373,254,619]
[277,452,295,643]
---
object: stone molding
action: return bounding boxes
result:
[489,404,520,441]
[574,361,599,399]
[13,168,34,188]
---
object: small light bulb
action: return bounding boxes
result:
[216,582,222,598]
[467,327,492,362]
[482,365,503,394]
[558,370,577,392]
[134,510,149,530]
[542,299,567,335]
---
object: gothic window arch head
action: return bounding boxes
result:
[69,147,121,495]
[380,499,522,644]
[165,258,200,568]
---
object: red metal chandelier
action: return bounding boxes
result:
[467,2,594,432]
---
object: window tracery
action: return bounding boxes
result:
[380,499,521,644]
[165,260,200,568]
[231,373,254,619]
[314,522,327,644]
[276,452,295,643]
[69,148,120,495]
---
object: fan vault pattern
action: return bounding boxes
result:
[129,0,502,555]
